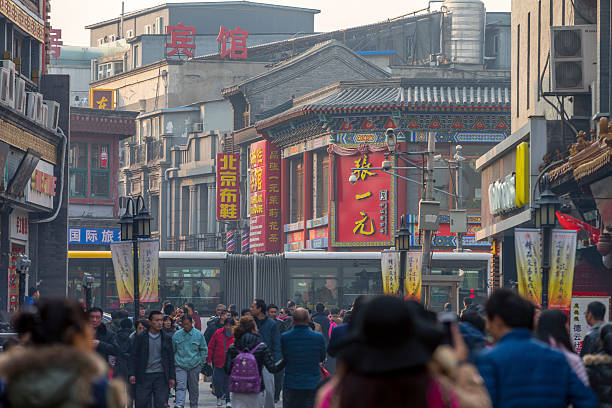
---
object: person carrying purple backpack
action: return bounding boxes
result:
[224,315,282,408]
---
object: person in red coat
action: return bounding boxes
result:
[206,318,234,407]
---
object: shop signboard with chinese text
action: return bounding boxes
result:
[166,23,196,58]
[90,89,114,110]
[331,145,395,247]
[570,296,610,353]
[110,241,134,303]
[69,228,120,245]
[249,140,281,253]
[216,153,240,221]
[9,210,28,241]
[26,160,55,209]
[217,26,248,59]
[138,239,159,303]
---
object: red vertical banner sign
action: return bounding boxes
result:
[216,153,240,221]
[330,145,395,247]
[249,140,281,253]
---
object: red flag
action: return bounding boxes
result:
[556,211,600,243]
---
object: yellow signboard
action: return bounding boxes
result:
[515,141,529,207]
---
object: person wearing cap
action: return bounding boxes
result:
[279,308,326,408]
[315,295,491,408]
[477,289,597,408]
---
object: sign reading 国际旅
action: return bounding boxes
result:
[69,228,120,245]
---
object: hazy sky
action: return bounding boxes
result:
[53,0,510,46]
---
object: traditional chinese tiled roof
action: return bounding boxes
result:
[256,78,510,129]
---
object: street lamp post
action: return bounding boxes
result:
[534,183,560,309]
[119,195,153,318]
[395,215,411,299]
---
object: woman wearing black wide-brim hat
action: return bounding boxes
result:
[315,295,491,408]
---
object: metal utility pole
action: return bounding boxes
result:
[421,133,436,276]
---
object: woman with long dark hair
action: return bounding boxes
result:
[316,296,490,408]
[224,315,281,408]
[536,309,589,385]
[583,323,612,407]
[0,297,127,408]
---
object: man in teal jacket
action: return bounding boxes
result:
[173,314,208,408]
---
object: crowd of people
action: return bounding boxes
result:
[0,290,609,408]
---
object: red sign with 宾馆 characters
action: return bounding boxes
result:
[216,154,240,221]
[249,140,281,253]
[332,149,395,247]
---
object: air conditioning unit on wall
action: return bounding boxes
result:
[550,25,597,94]
[14,78,26,114]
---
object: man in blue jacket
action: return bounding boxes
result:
[280,308,326,408]
[251,299,281,408]
[477,289,597,408]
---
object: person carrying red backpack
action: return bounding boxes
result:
[207,318,235,407]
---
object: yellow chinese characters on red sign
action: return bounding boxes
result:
[216,154,240,220]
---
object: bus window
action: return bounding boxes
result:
[68,262,103,308]
[288,264,338,310]
[163,266,221,315]
[342,263,382,309]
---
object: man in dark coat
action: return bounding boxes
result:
[311,303,330,344]
[581,301,607,357]
[129,310,176,408]
[204,304,227,343]
[88,307,118,364]
[280,308,326,408]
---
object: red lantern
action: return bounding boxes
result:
[100,149,108,168]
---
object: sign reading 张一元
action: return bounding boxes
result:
[331,146,395,247]
[69,228,120,245]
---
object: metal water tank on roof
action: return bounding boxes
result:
[443,0,485,65]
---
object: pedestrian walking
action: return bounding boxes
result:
[172,314,208,408]
[477,289,597,408]
[0,297,127,407]
[458,310,487,364]
[583,323,612,407]
[267,303,286,403]
[251,299,281,408]
[163,315,177,336]
[24,286,39,306]
[315,295,490,408]
[184,303,202,332]
[311,303,330,344]
[109,310,129,334]
[536,309,589,385]
[89,307,119,366]
[129,311,176,408]
[224,316,281,408]
[207,317,235,407]
[114,317,134,381]
[580,301,607,357]
[280,308,326,408]
[205,304,227,343]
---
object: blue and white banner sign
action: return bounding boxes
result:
[69,228,121,245]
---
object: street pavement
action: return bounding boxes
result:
[168,379,281,407]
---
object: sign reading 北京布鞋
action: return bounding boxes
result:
[69,228,120,245]
[216,153,240,221]
[331,145,395,247]
[249,140,281,253]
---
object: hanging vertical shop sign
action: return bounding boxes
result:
[216,153,240,221]
[110,241,134,304]
[249,140,281,253]
[514,228,542,307]
[138,239,159,303]
[548,230,577,312]
[405,252,422,302]
[330,144,395,247]
[381,250,400,296]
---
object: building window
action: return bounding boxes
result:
[91,144,111,198]
[133,45,139,69]
[290,157,304,223]
[69,142,88,198]
[315,152,329,218]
